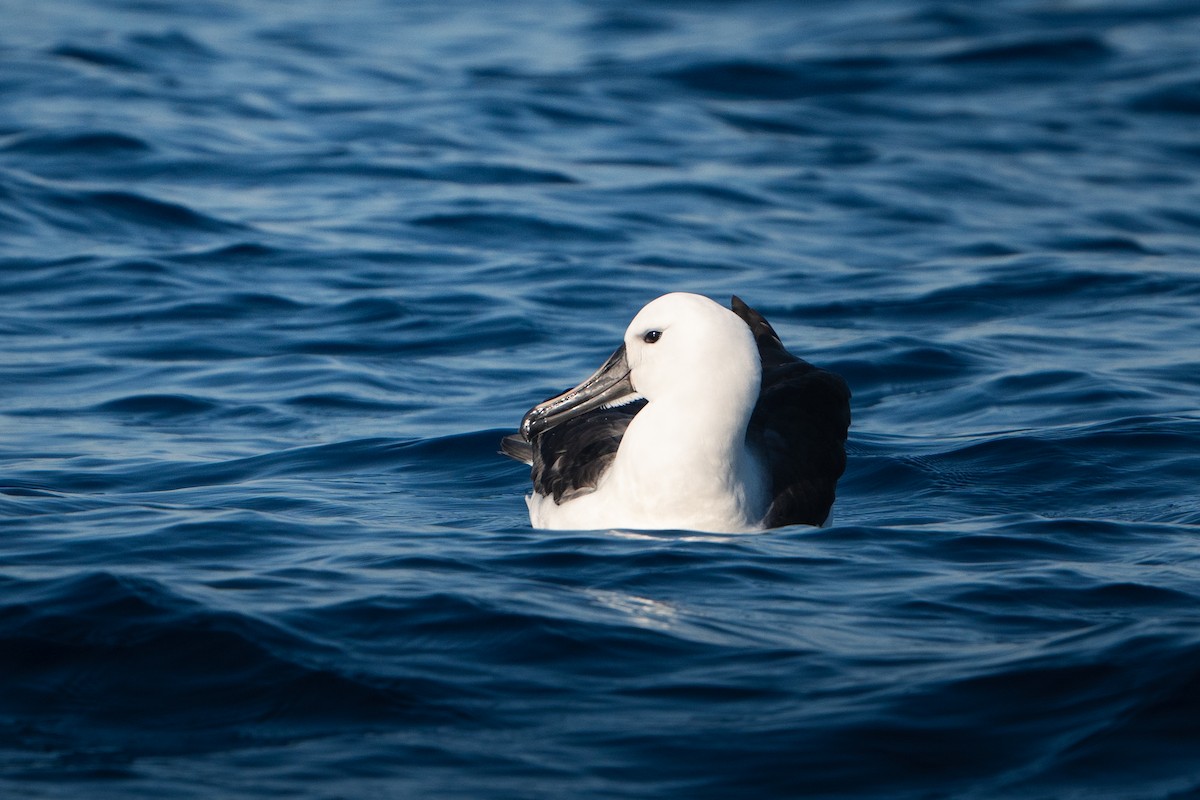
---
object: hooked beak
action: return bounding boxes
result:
[521,344,638,439]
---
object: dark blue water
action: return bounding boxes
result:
[3,0,1200,797]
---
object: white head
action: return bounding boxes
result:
[521,293,762,439]
[622,292,760,407]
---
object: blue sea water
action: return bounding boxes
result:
[2,0,1200,797]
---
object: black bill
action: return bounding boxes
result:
[520,344,638,439]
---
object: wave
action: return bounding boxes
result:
[0,572,457,759]
[936,34,1113,65]
[411,212,628,244]
[841,416,1200,525]
[0,170,242,240]
[3,0,1200,796]
[662,58,893,99]
[0,129,151,155]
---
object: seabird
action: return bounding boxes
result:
[501,293,850,532]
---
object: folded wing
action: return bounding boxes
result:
[731,296,851,528]
[502,399,647,503]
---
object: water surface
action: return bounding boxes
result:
[2,1,1199,797]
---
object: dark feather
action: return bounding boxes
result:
[500,434,533,464]
[524,400,646,503]
[731,296,851,528]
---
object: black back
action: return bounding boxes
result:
[731,296,851,527]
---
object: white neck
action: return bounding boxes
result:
[603,378,767,531]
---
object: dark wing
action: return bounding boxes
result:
[500,434,533,464]
[501,398,647,504]
[731,296,851,528]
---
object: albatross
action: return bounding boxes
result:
[501,293,850,533]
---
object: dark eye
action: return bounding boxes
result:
[642,330,662,344]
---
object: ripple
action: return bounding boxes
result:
[418,162,577,185]
[626,181,770,207]
[93,394,220,417]
[663,58,891,99]
[283,393,418,412]
[0,130,151,155]
[50,43,144,72]
[411,212,626,243]
[0,571,453,758]
[937,34,1113,65]
[80,190,238,232]
[1128,79,1200,115]
[1043,233,1158,254]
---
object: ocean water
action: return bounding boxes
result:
[2,0,1199,797]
